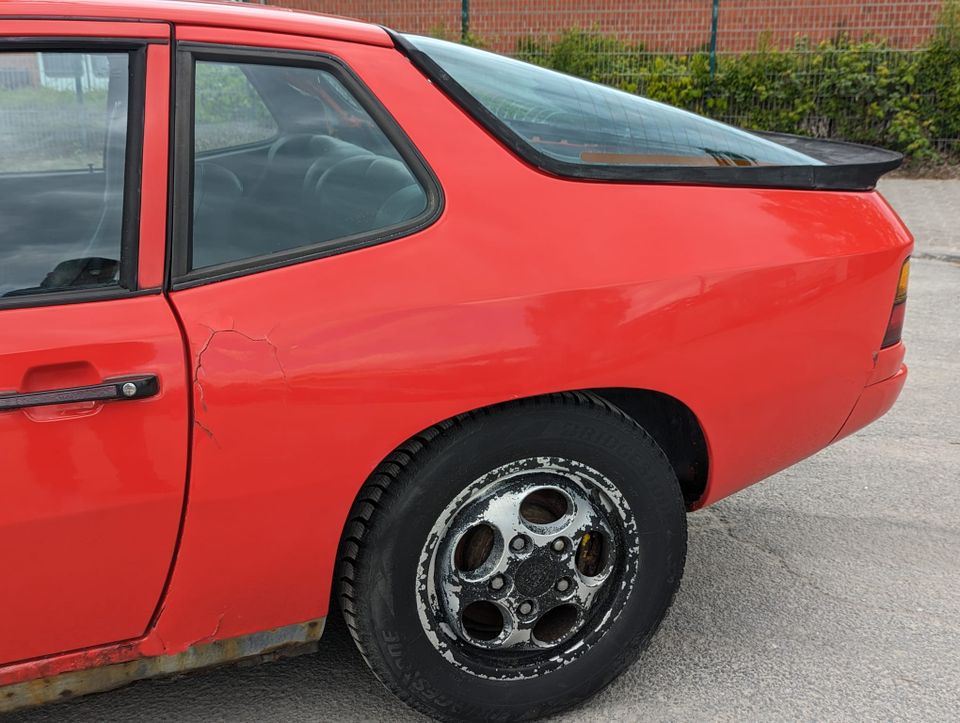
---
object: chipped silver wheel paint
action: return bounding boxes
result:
[415,456,640,680]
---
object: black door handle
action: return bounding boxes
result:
[0,375,158,412]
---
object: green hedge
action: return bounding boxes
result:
[511,2,960,163]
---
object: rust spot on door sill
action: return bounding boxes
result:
[0,618,325,713]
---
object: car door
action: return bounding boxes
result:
[0,20,187,663]
[142,29,441,643]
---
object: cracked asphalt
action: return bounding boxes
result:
[9,179,959,722]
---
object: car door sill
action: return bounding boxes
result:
[0,618,325,713]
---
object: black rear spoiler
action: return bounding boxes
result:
[390,30,903,192]
[750,131,903,191]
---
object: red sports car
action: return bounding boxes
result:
[0,1,911,719]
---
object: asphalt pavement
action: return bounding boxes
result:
[8,179,959,722]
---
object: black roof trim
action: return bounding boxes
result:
[389,30,902,192]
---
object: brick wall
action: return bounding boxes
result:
[272,0,945,53]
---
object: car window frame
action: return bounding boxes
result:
[0,38,148,310]
[168,43,444,290]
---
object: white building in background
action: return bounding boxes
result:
[38,52,110,92]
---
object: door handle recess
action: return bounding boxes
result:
[0,375,158,412]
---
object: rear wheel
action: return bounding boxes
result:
[338,393,686,721]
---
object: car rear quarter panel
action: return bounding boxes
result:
[337,40,912,503]
[146,38,912,651]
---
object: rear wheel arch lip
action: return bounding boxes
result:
[588,387,711,509]
[337,386,711,559]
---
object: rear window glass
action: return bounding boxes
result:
[406,36,821,168]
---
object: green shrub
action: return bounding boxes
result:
[635,53,712,109]
[516,28,646,89]
[917,0,960,146]
[508,4,960,163]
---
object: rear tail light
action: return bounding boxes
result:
[881,258,910,348]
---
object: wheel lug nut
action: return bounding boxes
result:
[556,577,571,593]
[490,575,505,591]
[551,538,566,552]
[518,601,534,616]
[510,535,527,551]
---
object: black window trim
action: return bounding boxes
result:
[389,30,902,192]
[0,37,150,311]
[168,42,444,290]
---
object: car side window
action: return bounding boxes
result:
[194,62,278,153]
[0,50,133,300]
[189,59,429,271]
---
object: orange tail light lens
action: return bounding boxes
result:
[894,257,910,305]
[882,257,910,348]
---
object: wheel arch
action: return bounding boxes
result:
[588,387,709,508]
[346,387,709,524]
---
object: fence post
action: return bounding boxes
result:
[709,0,720,80]
[461,0,470,42]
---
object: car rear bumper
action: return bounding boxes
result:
[832,343,908,443]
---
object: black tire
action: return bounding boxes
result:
[337,392,687,722]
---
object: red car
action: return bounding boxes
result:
[0,1,911,719]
